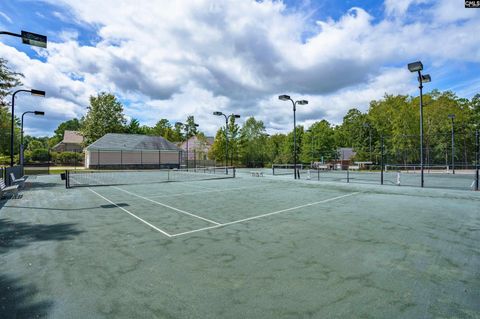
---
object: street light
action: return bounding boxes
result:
[279,95,308,179]
[448,114,455,174]
[213,112,241,168]
[10,89,46,166]
[20,111,45,165]
[0,30,47,48]
[408,61,431,187]
[176,121,199,170]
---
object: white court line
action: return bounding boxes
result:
[146,184,265,199]
[170,192,360,237]
[88,188,172,238]
[112,186,221,225]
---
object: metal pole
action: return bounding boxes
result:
[186,128,189,171]
[225,115,229,168]
[418,71,424,187]
[293,101,297,179]
[10,93,16,167]
[381,135,384,185]
[21,112,25,166]
[451,117,455,174]
[369,128,372,162]
[476,129,479,191]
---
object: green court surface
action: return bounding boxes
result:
[1,172,479,318]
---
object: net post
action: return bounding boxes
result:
[65,170,69,189]
[317,168,319,181]
[233,167,236,178]
[347,169,349,183]
[381,135,384,185]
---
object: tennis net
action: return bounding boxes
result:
[65,166,236,188]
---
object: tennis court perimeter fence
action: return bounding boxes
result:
[272,132,479,191]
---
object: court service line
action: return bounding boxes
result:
[170,192,360,237]
[112,186,221,225]
[88,188,172,238]
[146,184,266,199]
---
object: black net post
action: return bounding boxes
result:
[346,169,349,183]
[381,135,384,185]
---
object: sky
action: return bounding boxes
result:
[0,0,479,137]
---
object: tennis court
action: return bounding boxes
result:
[1,170,479,318]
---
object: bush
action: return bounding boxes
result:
[31,149,50,162]
[54,152,83,165]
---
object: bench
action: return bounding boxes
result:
[0,178,19,199]
[250,171,264,177]
[10,172,26,188]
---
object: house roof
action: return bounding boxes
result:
[86,133,182,151]
[337,147,356,160]
[63,131,83,144]
[179,135,214,150]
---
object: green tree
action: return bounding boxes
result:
[0,58,23,156]
[81,92,126,145]
[238,117,268,167]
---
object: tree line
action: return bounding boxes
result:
[1,57,479,167]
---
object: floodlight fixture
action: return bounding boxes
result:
[213,111,223,116]
[278,94,291,101]
[234,114,241,118]
[1,30,47,48]
[408,61,423,72]
[420,74,431,83]
[297,100,308,105]
[30,89,46,97]
[21,31,47,48]
[34,111,45,116]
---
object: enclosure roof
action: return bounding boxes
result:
[85,133,182,151]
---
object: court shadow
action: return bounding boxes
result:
[0,274,53,319]
[0,218,84,253]
[26,182,62,189]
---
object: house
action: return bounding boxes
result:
[52,130,84,152]
[84,133,182,169]
[179,135,214,160]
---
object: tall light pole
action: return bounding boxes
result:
[10,89,46,166]
[21,110,45,165]
[0,30,47,48]
[176,121,199,170]
[213,112,240,167]
[279,95,308,179]
[408,61,431,187]
[448,114,455,174]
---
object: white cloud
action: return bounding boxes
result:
[1,0,479,136]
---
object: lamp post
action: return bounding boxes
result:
[176,121,199,170]
[21,110,45,165]
[279,95,308,179]
[448,114,455,174]
[213,112,240,168]
[408,61,431,187]
[0,30,47,48]
[10,89,46,166]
